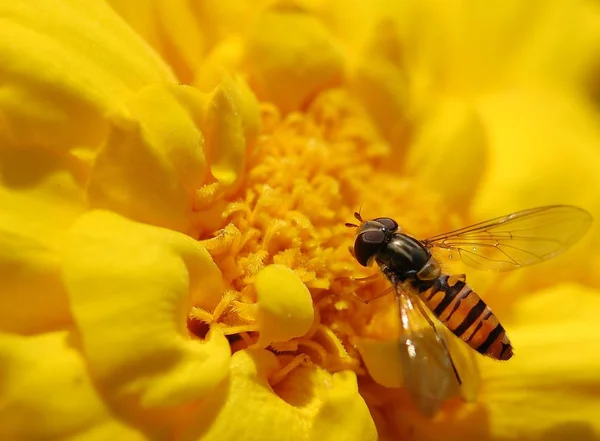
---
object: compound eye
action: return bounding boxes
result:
[354,230,386,266]
[373,217,398,232]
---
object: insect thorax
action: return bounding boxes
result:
[375,234,431,281]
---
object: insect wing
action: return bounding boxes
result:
[423,205,592,271]
[396,287,478,416]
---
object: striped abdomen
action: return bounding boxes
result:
[417,274,513,360]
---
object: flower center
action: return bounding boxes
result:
[189,88,445,386]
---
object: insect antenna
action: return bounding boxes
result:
[346,205,364,227]
[354,205,364,223]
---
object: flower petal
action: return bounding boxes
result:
[181,349,377,441]
[355,338,403,389]
[255,264,315,347]
[0,146,85,333]
[387,0,600,98]
[87,83,208,232]
[243,5,344,114]
[406,98,487,212]
[201,74,260,186]
[481,284,600,440]
[0,331,145,441]
[112,0,207,84]
[474,88,600,212]
[0,0,174,150]
[309,370,378,441]
[471,88,600,284]
[349,18,411,147]
[62,210,229,414]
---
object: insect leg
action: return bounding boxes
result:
[334,273,381,284]
[336,273,392,303]
[352,274,381,283]
[411,292,462,385]
[350,286,394,304]
[269,354,311,386]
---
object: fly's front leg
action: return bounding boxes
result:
[335,273,380,284]
[335,273,392,304]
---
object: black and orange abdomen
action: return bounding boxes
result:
[417,275,513,361]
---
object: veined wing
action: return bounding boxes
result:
[422,205,592,271]
[396,285,479,416]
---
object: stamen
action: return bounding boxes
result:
[189,307,213,323]
[212,290,238,321]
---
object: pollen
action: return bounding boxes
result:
[189,88,445,403]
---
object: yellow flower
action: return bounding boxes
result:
[2,1,600,441]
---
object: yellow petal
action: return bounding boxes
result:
[0,0,174,150]
[471,88,600,283]
[88,83,208,232]
[181,349,377,441]
[108,0,268,83]
[476,0,600,86]
[0,146,85,333]
[201,73,261,186]
[482,284,600,439]
[244,5,344,114]
[406,98,487,212]
[315,0,389,51]
[350,18,411,147]
[309,370,378,441]
[194,36,246,91]
[474,88,600,211]
[0,331,145,441]
[255,264,315,347]
[385,0,600,98]
[106,0,205,83]
[354,337,404,388]
[62,210,229,413]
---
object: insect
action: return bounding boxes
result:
[345,205,592,416]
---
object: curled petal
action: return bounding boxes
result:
[406,98,487,212]
[62,210,229,415]
[201,74,261,186]
[350,18,411,148]
[0,146,85,333]
[309,370,378,441]
[354,338,403,389]
[243,5,344,114]
[0,331,146,441]
[107,0,266,83]
[255,264,315,347]
[0,0,174,151]
[181,349,377,441]
[88,83,208,232]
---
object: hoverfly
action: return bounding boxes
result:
[345,205,592,415]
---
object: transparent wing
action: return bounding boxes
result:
[422,205,592,271]
[396,285,479,417]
